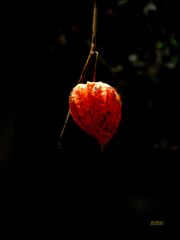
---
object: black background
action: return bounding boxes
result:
[1,0,179,237]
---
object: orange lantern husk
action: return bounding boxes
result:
[69,81,122,149]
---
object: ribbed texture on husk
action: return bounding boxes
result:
[69,81,122,146]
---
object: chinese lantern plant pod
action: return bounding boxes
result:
[59,2,123,151]
[69,81,122,149]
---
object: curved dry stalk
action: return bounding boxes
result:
[59,0,98,142]
[91,0,97,52]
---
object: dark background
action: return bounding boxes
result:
[1,0,179,237]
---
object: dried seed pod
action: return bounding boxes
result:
[69,81,122,148]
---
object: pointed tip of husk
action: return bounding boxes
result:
[100,144,104,152]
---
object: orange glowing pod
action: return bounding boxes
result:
[69,81,122,149]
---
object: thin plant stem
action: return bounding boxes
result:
[60,110,70,139]
[59,0,98,141]
[78,52,92,84]
[93,51,99,82]
[91,0,97,52]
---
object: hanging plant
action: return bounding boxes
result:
[69,81,122,149]
[60,0,122,151]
